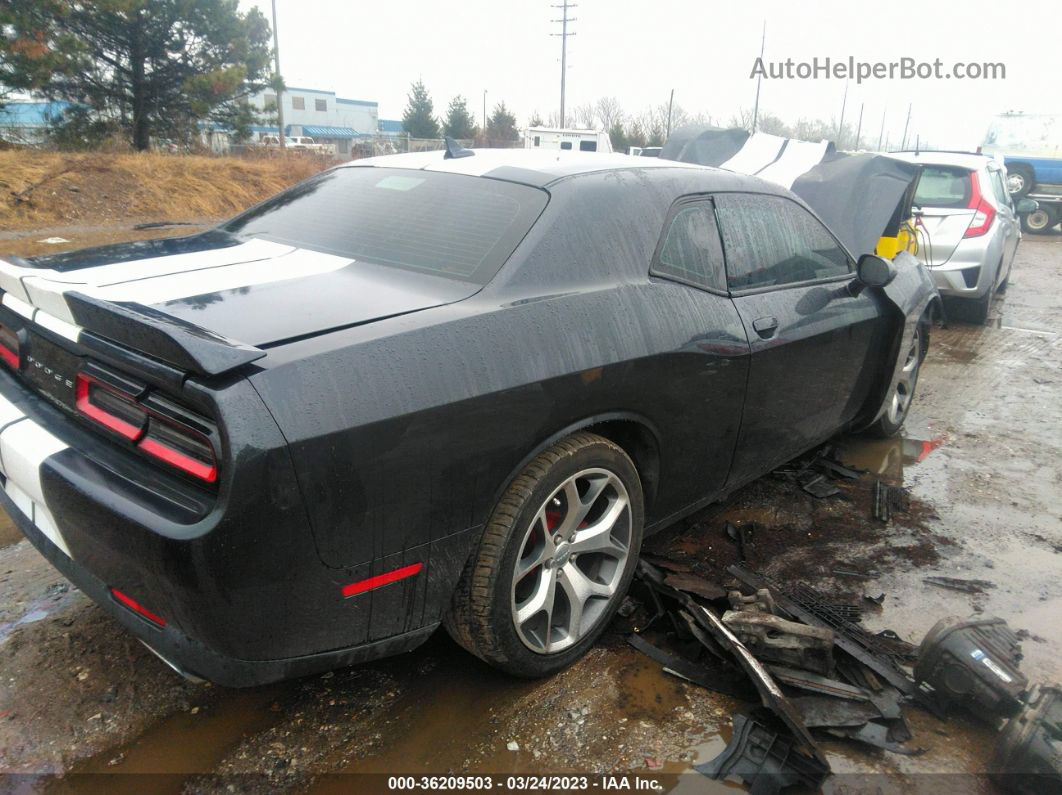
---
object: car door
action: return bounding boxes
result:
[987,164,1020,275]
[646,197,751,504]
[714,192,890,488]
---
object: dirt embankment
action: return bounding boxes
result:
[0,150,328,232]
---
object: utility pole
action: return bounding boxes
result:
[751,20,765,132]
[836,79,849,148]
[270,0,284,150]
[551,2,576,128]
[666,89,675,138]
[901,102,912,149]
[854,102,864,150]
[877,107,887,151]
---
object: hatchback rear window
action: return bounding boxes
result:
[914,166,971,209]
[224,167,548,283]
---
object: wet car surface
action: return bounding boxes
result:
[0,231,1059,791]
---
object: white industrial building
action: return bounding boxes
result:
[247,86,379,156]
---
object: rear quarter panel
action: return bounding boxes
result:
[248,170,754,578]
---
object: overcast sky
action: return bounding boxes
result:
[244,0,1057,149]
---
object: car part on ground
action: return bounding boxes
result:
[872,480,910,522]
[695,712,830,795]
[992,684,1062,794]
[729,566,917,695]
[721,610,835,675]
[914,615,1028,721]
[637,560,829,769]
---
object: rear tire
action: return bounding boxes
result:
[867,319,928,438]
[444,432,644,678]
[966,285,994,325]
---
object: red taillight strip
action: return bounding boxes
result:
[963,171,996,239]
[110,587,167,627]
[0,344,16,370]
[341,562,423,599]
[75,374,144,441]
[139,436,218,483]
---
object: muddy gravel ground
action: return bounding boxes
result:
[0,229,1059,793]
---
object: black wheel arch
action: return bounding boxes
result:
[486,411,663,523]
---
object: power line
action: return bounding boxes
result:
[550,2,576,128]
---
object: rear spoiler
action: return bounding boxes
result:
[66,292,266,376]
[0,255,265,377]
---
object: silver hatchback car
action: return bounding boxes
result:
[889,151,1022,322]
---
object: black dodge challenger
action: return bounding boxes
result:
[0,150,938,686]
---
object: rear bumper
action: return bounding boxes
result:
[0,360,476,685]
[3,487,437,687]
[928,237,1001,299]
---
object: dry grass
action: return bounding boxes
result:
[0,150,328,230]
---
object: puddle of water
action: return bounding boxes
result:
[313,639,538,786]
[53,687,283,794]
[834,417,946,483]
[0,512,24,550]
[615,655,690,721]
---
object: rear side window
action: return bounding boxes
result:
[224,168,548,283]
[715,193,852,291]
[652,202,726,291]
[579,140,597,152]
[914,166,971,208]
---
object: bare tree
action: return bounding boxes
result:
[594,96,624,132]
[572,102,597,129]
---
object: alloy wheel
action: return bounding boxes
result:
[510,468,631,654]
[886,325,922,426]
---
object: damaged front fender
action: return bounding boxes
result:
[859,251,942,430]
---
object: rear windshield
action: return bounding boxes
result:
[914,166,972,209]
[224,167,548,283]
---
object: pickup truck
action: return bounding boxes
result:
[982,113,1062,234]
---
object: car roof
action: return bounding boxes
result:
[886,150,1000,170]
[339,149,712,187]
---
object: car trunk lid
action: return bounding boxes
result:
[0,234,478,376]
[913,207,975,267]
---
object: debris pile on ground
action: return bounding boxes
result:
[629,558,1061,793]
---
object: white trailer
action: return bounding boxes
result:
[523,127,613,154]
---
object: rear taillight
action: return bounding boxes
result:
[0,323,19,369]
[963,171,996,238]
[76,373,146,440]
[75,370,218,484]
[139,417,218,483]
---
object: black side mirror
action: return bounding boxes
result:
[856,253,897,288]
[1016,198,1038,214]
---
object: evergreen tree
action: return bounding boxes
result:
[528,111,544,128]
[442,95,476,140]
[608,121,628,153]
[1,0,272,150]
[485,102,518,146]
[402,80,440,139]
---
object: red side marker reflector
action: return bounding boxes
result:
[110,587,167,627]
[342,562,423,599]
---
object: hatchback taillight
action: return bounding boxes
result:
[75,371,218,483]
[963,171,996,239]
[0,323,19,369]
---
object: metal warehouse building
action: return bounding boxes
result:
[248,87,379,156]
